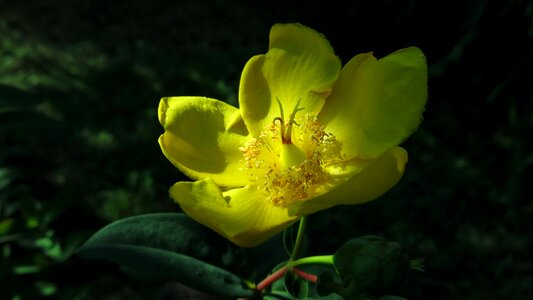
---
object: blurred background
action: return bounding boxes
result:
[0,0,531,299]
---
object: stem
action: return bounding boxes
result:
[290,216,307,261]
[256,266,287,291]
[291,255,334,267]
[256,217,332,292]
[293,267,318,283]
[255,254,333,291]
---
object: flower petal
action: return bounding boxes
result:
[159,96,250,187]
[239,23,341,136]
[288,147,408,216]
[170,179,298,247]
[319,47,427,159]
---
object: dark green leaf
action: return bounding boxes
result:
[284,270,309,299]
[77,213,254,297]
[266,282,345,300]
[263,291,294,300]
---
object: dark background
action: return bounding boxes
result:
[0,0,531,299]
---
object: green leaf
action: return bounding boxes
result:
[264,291,293,300]
[34,281,57,296]
[77,213,254,298]
[409,258,425,272]
[284,270,309,299]
[0,218,14,235]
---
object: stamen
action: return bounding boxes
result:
[240,112,343,207]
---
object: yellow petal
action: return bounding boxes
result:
[319,47,427,159]
[239,23,341,136]
[158,96,250,187]
[288,147,408,216]
[171,179,298,247]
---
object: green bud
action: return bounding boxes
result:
[333,236,410,298]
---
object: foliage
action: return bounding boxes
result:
[1,0,531,299]
[77,213,254,297]
[78,214,418,299]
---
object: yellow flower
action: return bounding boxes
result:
[158,23,427,247]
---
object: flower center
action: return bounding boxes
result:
[239,103,344,207]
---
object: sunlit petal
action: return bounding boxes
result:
[319,47,427,159]
[288,147,408,216]
[240,23,341,136]
[170,179,298,247]
[159,96,250,187]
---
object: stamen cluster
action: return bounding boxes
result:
[239,115,343,207]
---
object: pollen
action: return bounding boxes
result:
[300,115,343,163]
[239,114,343,207]
[267,152,327,206]
[239,138,263,169]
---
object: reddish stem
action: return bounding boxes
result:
[256,266,287,291]
[292,268,318,283]
[256,265,319,292]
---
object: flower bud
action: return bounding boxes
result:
[333,236,410,298]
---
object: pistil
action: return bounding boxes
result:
[274,99,307,169]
